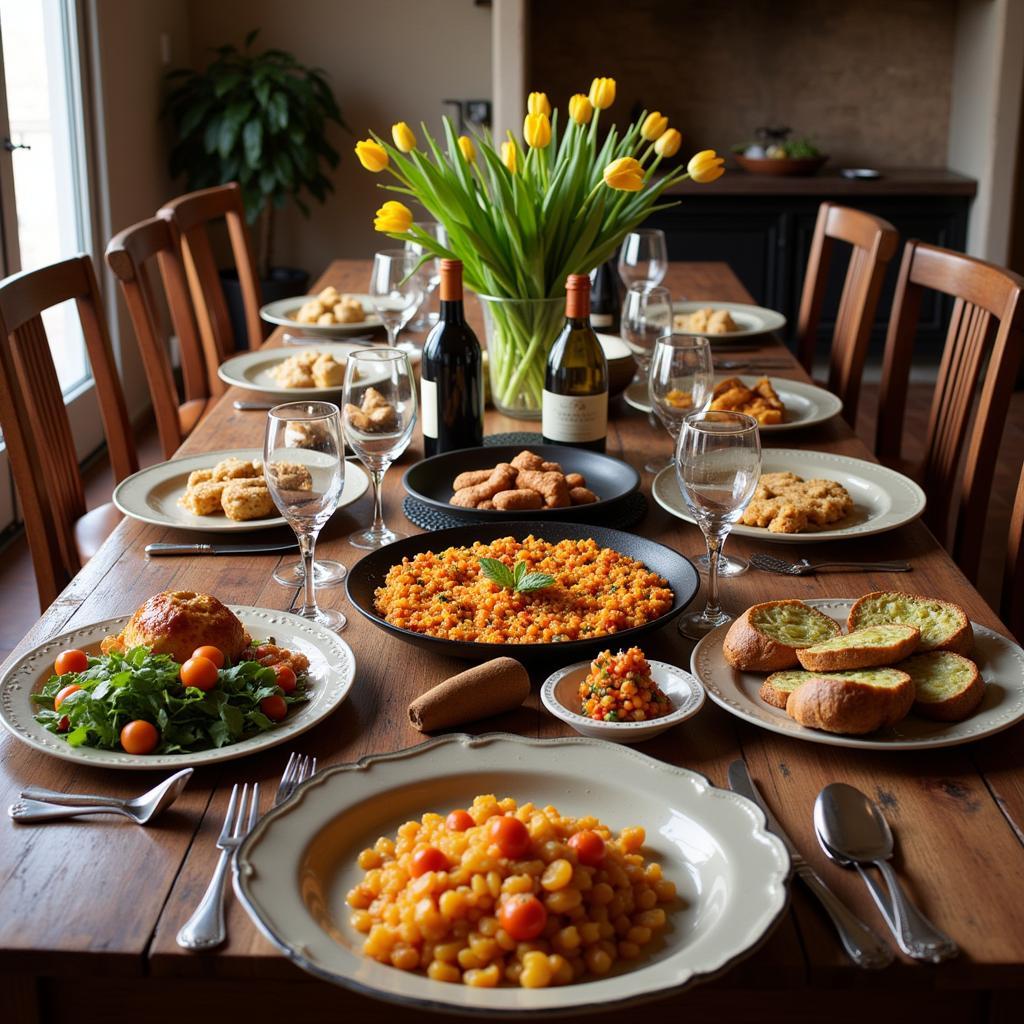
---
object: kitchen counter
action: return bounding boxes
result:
[665,167,976,197]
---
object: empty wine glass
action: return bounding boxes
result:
[369,249,425,355]
[622,283,672,389]
[264,402,347,631]
[405,222,447,331]
[618,229,668,290]
[343,349,417,549]
[675,410,761,639]
[648,333,713,474]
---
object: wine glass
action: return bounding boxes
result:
[343,349,417,549]
[648,333,713,474]
[675,411,761,639]
[369,249,425,355]
[618,229,668,290]
[622,283,672,390]
[264,402,347,631]
[405,222,447,331]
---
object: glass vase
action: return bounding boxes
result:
[478,294,565,420]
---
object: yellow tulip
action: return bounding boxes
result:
[527,91,551,117]
[602,156,644,192]
[654,128,682,158]
[501,139,517,173]
[391,122,416,153]
[458,135,476,163]
[588,77,616,110]
[355,138,389,173]
[641,112,669,142]
[523,112,552,149]
[373,200,413,234]
[688,149,725,183]
[568,94,593,126]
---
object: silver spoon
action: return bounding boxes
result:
[814,783,958,962]
[10,768,193,826]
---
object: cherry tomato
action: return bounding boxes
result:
[488,814,531,859]
[191,645,225,669]
[120,720,159,755]
[410,846,449,877]
[180,656,218,691]
[54,684,82,710]
[498,893,547,941]
[57,715,70,732]
[260,694,288,721]
[568,829,606,866]
[55,649,88,676]
[446,809,474,832]
[273,664,297,694]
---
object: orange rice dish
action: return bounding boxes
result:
[346,794,677,988]
[372,536,674,644]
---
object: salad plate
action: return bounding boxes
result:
[234,733,789,1015]
[0,607,356,769]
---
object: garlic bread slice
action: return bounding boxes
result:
[848,592,973,655]
[786,668,914,734]
[901,651,984,722]
[796,623,920,671]
[723,599,841,672]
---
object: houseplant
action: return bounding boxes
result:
[163,29,347,334]
[355,79,724,417]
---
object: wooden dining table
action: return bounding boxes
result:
[1,259,1022,1024]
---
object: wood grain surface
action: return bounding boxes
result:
[1,261,1021,1022]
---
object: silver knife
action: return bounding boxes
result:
[727,760,893,969]
[233,401,277,411]
[145,542,298,556]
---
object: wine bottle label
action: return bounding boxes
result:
[590,313,614,328]
[421,377,438,438]
[542,390,608,443]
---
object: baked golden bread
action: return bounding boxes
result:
[723,600,842,672]
[901,651,984,722]
[100,591,250,664]
[848,592,973,654]
[795,624,920,672]
[786,668,914,734]
[759,670,810,709]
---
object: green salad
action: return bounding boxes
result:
[32,646,308,754]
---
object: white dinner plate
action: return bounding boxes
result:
[652,450,926,544]
[690,598,1024,751]
[624,377,842,431]
[672,300,787,340]
[112,449,369,533]
[260,293,381,335]
[0,607,356,769]
[233,733,789,1014]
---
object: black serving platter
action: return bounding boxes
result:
[402,444,641,522]
[345,520,699,662]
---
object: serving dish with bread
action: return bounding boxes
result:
[691,594,1024,750]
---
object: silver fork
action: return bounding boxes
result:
[275,751,317,805]
[750,554,912,576]
[176,782,260,951]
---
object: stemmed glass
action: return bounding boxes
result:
[369,250,425,355]
[343,349,417,549]
[405,222,447,331]
[622,283,672,390]
[648,333,714,475]
[675,411,761,639]
[618,228,668,290]
[264,402,347,631]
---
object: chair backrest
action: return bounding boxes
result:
[157,182,263,365]
[877,240,1024,581]
[1006,461,1024,643]
[0,255,137,607]
[796,202,899,425]
[106,217,212,458]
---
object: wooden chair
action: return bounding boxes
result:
[795,202,899,425]
[1006,462,1024,642]
[876,240,1024,583]
[106,217,215,459]
[0,255,138,609]
[157,183,263,374]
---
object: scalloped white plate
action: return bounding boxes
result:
[691,598,1024,750]
[233,733,789,1015]
[652,449,926,544]
[0,607,356,769]
[260,294,381,335]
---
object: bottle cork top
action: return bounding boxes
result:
[565,273,591,319]
[439,259,463,302]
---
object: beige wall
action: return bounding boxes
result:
[185,0,493,273]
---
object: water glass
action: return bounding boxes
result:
[622,283,672,388]
[675,411,761,638]
[618,229,668,290]
[369,250,425,354]
[264,402,347,631]
[648,333,713,473]
[405,222,447,331]
[343,349,417,549]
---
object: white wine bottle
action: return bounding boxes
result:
[542,274,608,452]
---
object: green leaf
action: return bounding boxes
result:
[516,571,556,593]
[269,92,289,131]
[478,557,515,589]
[243,119,263,166]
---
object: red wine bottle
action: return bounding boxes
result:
[589,257,621,332]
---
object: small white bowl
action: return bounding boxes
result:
[541,659,705,744]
